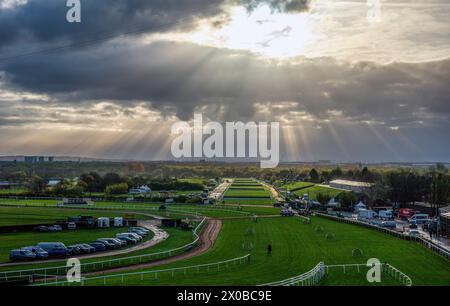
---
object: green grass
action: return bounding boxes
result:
[295,185,345,200]
[281,182,315,191]
[76,216,450,286]
[224,189,270,198]
[0,206,149,227]
[0,188,29,195]
[223,198,274,205]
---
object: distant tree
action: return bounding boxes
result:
[309,168,319,182]
[105,183,128,195]
[337,191,358,208]
[429,172,450,217]
[27,175,46,195]
[102,173,122,189]
[316,193,331,206]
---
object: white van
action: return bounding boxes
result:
[378,210,393,220]
[357,209,377,220]
[114,217,123,227]
[408,214,429,224]
[97,217,110,228]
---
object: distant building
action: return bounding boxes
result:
[47,179,62,187]
[129,185,151,195]
[440,206,450,239]
[24,156,54,163]
[329,179,374,193]
[0,181,12,190]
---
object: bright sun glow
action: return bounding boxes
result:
[187,5,317,58]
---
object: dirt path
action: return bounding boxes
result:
[83,218,222,277]
[260,181,283,202]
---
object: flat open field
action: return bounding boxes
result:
[222,179,273,205]
[294,185,346,199]
[0,199,280,218]
[74,216,450,286]
[281,182,315,191]
[0,206,148,226]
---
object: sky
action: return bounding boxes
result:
[0,0,449,163]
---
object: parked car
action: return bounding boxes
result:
[10,249,37,261]
[34,226,50,232]
[67,245,82,255]
[110,238,127,247]
[74,244,95,254]
[408,229,421,237]
[36,242,71,257]
[21,246,49,259]
[95,239,117,250]
[129,227,149,236]
[281,209,294,217]
[97,238,123,248]
[408,214,429,225]
[381,221,397,229]
[127,232,143,241]
[48,225,63,232]
[88,242,107,252]
[378,210,393,220]
[116,234,138,245]
[67,222,77,230]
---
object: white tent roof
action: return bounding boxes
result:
[355,201,366,208]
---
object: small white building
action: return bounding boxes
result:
[129,185,151,195]
[114,217,123,227]
[97,217,110,228]
[327,198,340,208]
[329,179,374,193]
[354,201,366,212]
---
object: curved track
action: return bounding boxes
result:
[84,218,222,276]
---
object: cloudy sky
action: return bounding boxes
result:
[0,0,449,162]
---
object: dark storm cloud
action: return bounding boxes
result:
[240,0,310,12]
[1,40,449,127]
[0,0,228,48]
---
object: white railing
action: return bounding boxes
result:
[260,261,412,287]
[383,263,412,286]
[325,262,412,286]
[32,253,251,286]
[0,217,207,282]
[260,262,325,286]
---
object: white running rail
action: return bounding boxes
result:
[31,254,251,286]
[260,262,325,286]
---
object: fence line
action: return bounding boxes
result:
[0,217,207,282]
[317,213,450,260]
[259,262,325,286]
[260,262,412,287]
[325,262,412,286]
[32,253,251,286]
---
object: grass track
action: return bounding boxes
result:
[77,217,450,286]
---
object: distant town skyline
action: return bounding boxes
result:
[0,0,449,162]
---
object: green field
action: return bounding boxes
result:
[281,182,315,191]
[222,179,273,205]
[224,189,270,198]
[0,188,29,195]
[0,206,149,227]
[223,198,274,205]
[295,185,345,200]
[0,199,280,220]
[72,216,450,286]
